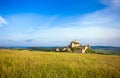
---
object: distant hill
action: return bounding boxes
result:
[0,46,120,55]
[91,46,120,55]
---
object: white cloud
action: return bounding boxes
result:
[26,28,35,33]
[111,0,120,8]
[2,26,119,46]
[75,0,120,29]
[44,15,58,26]
[0,16,8,26]
[101,0,120,8]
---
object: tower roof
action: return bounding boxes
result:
[72,40,80,44]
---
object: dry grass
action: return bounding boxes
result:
[0,49,120,78]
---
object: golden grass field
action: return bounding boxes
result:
[0,49,120,78]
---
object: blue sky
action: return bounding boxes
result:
[0,0,120,46]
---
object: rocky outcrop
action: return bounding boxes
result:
[66,47,71,52]
[66,40,90,53]
[62,48,67,52]
[55,40,91,53]
[82,44,90,53]
[55,48,60,52]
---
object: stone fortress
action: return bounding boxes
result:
[56,40,90,53]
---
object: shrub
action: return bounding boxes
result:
[71,47,81,53]
[86,49,96,53]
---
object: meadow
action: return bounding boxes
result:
[0,49,120,78]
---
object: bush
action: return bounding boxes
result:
[86,49,96,53]
[71,47,81,53]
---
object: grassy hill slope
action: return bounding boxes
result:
[0,49,120,78]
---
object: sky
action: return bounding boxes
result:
[0,0,120,46]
